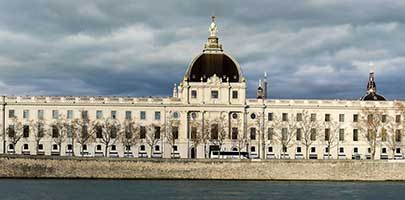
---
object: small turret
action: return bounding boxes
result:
[172,83,178,98]
[257,79,264,99]
[264,72,268,99]
[361,62,386,101]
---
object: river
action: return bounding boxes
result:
[0,179,404,200]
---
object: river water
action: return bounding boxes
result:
[0,179,404,200]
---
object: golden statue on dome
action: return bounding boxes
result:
[209,16,218,37]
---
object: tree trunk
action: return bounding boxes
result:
[305,146,309,159]
[105,145,108,157]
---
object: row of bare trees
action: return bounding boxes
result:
[3,102,405,159]
[3,114,182,157]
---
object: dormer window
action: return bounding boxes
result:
[232,91,238,99]
[191,90,197,98]
[211,90,219,99]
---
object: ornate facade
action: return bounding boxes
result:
[1,18,404,160]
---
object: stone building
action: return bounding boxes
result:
[1,17,404,160]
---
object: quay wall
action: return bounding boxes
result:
[0,155,404,181]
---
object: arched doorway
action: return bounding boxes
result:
[191,147,196,159]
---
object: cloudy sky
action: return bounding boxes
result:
[0,0,405,100]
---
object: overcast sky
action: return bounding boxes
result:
[0,0,405,100]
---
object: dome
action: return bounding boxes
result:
[361,93,387,101]
[185,52,242,82]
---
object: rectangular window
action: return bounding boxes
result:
[339,129,345,141]
[353,114,358,122]
[296,128,302,141]
[353,129,358,141]
[296,113,302,121]
[191,127,197,139]
[67,110,73,119]
[339,114,345,122]
[310,129,316,141]
[339,147,344,153]
[396,115,401,123]
[324,129,330,141]
[282,113,288,121]
[125,111,132,120]
[38,110,44,120]
[268,147,273,152]
[140,111,146,120]
[232,91,238,99]
[396,130,402,142]
[232,127,238,140]
[297,147,302,153]
[96,126,103,138]
[23,125,29,138]
[155,111,161,120]
[281,128,288,141]
[8,125,15,137]
[382,115,387,123]
[267,128,273,140]
[310,113,317,122]
[354,147,358,153]
[9,110,15,118]
[111,126,117,138]
[111,111,117,119]
[191,90,197,99]
[96,110,103,119]
[140,126,146,139]
[381,129,387,142]
[250,127,256,140]
[325,114,330,122]
[67,125,73,138]
[172,126,179,140]
[52,110,59,119]
[52,126,59,138]
[155,126,161,139]
[211,124,218,140]
[211,90,219,99]
[268,113,273,121]
[23,110,29,119]
[81,110,88,120]
[311,147,316,153]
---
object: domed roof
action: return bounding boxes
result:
[185,52,242,82]
[360,63,386,101]
[361,93,387,101]
[184,16,243,83]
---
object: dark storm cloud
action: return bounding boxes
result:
[0,0,405,99]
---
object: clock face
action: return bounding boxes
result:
[172,112,180,119]
[191,112,197,119]
[232,113,238,119]
[251,113,256,119]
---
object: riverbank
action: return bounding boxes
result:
[0,155,404,181]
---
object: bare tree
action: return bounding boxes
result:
[144,123,162,157]
[120,119,140,157]
[210,114,228,157]
[165,117,180,158]
[274,113,298,159]
[299,110,322,159]
[30,119,47,155]
[230,115,247,159]
[95,118,121,157]
[49,115,68,155]
[323,120,340,159]
[357,106,386,160]
[189,118,208,158]
[73,118,95,157]
[385,115,401,159]
[6,117,24,154]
